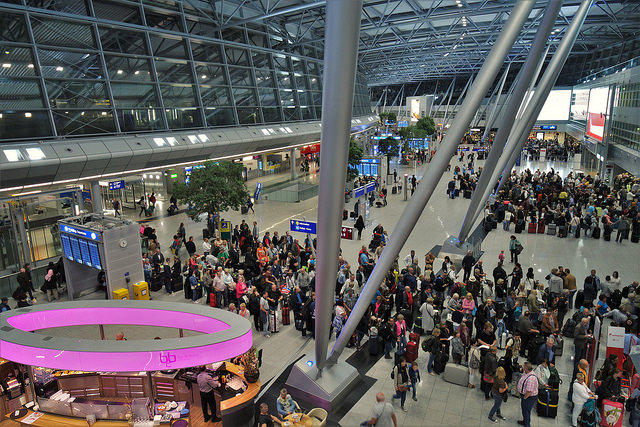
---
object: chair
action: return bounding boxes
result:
[307,408,328,427]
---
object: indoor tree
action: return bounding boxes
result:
[347,136,364,182]
[172,161,249,227]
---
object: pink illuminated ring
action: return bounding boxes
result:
[0,301,252,372]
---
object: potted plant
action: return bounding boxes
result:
[240,346,260,383]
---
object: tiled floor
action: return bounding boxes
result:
[15,155,638,426]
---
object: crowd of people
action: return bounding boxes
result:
[523,137,581,162]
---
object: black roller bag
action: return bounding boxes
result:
[592,226,601,239]
[537,388,559,418]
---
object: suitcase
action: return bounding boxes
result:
[433,353,449,374]
[241,205,248,214]
[528,222,537,234]
[515,221,524,234]
[282,306,290,325]
[392,186,398,195]
[454,189,460,197]
[511,372,523,397]
[536,389,559,418]
[295,312,304,331]
[209,292,217,307]
[369,336,380,356]
[632,232,640,243]
[413,316,423,335]
[150,272,163,291]
[553,334,563,357]
[203,228,209,239]
[443,363,469,386]
[172,278,182,292]
[547,223,557,235]
[409,332,420,343]
[343,209,348,220]
[452,310,464,325]
[592,226,601,239]
[269,310,279,333]
[604,229,612,242]
[183,278,192,300]
[405,341,419,363]
[558,226,567,238]
[601,399,624,427]
[538,222,545,234]
[463,190,472,199]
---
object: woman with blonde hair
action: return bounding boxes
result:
[488,366,508,422]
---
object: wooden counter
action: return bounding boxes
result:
[8,410,190,426]
[219,363,260,427]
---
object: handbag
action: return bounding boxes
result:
[483,373,494,384]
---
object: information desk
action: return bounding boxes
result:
[8,410,189,426]
[10,363,259,427]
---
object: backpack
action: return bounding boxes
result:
[548,366,561,389]
[562,318,577,338]
[421,335,436,353]
[469,348,481,370]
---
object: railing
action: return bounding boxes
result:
[579,56,640,84]
[0,263,50,301]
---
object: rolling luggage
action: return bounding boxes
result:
[632,232,639,243]
[515,220,524,234]
[294,312,304,331]
[547,223,557,235]
[209,292,216,307]
[463,190,472,199]
[592,226,601,239]
[405,341,419,363]
[454,189,460,198]
[183,278,192,300]
[241,205,248,214]
[601,399,624,427]
[528,222,537,234]
[343,209,348,220]
[558,226,567,238]
[172,278,182,292]
[433,353,449,374]
[392,186,398,195]
[202,228,209,239]
[554,334,564,357]
[409,332,420,343]
[269,310,279,333]
[443,363,469,386]
[538,222,545,234]
[150,271,163,291]
[537,389,559,418]
[604,228,612,242]
[282,306,290,325]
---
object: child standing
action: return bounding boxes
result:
[498,250,505,263]
[451,330,464,365]
[408,361,421,401]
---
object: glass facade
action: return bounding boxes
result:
[610,83,640,152]
[0,1,372,141]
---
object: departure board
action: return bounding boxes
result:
[79,239,92,267]
[61,235,73,261]
[69,237,82,264]
[88,242,101,270]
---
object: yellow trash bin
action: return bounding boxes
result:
[133,282,150,300]
[112,288,130,300]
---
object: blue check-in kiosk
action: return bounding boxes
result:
[58,214,143,299]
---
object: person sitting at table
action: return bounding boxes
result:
[276,388,300,419]
[258,403,283,427]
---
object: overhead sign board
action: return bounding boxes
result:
[290,219,317,234]
[365,182,376,194]
[540,125,557,130]
[397,120,409,128]
[354,186,365,198]
[60,224,101,242]
[108,180,125,190]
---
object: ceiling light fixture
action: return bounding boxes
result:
[2,63,11,68]
[56,66,64,71]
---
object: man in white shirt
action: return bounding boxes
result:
[403,250,417,267]
[340,274,360,296]
[363,393,397,427]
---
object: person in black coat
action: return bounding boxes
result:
[462,251,475,283]
[185,236,196,258]
[596,368,624,408]
[163,259,173,294]
[354,216,365,240]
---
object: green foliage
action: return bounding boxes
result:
[172,161,249,221]
[398,125,429,140]
[347,137,364,182]
[416,116,436,135]
[377,136,399,158]
[378,111,397,123]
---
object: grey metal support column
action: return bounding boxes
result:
[496,0,593,193]
[329,0,535,362]
[91,181,103,214]
[313,0,363,371]
[290,148,297,180]
[481,62,512,139]
[468,42,553,227]
[458,0,563,243]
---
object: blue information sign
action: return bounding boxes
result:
[354,186,365,198]
[61,234,73,261]
[88,242,101,270]
[290,219,317,234]
[60,225,100,242]
[365,182,376,194]
[108,180,125,190]
[397,120,409,128]
[69,237,82,264]
[540,125,557,130]
[254,182,262,201]
[79,239,92,267]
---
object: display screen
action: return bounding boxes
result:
[69,237,82,265]
[79,240,92,267]
[587,113,605,142]
[537,89,572,121]
[61,235,73,261]
[88,242,101,270]
[571,88,589,121]
[588,87,610,116]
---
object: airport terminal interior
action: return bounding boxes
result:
[1,1,640,427]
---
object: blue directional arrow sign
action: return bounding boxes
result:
[290,219,317,234]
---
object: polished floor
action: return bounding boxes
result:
[10,155,638,426]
